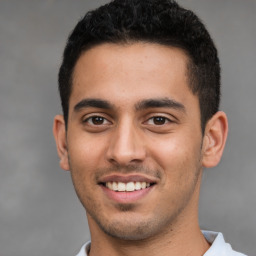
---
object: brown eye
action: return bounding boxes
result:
[152,116,168,125]
[91,116,104,125]
[83,116,110,126]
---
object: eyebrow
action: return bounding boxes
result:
[135,97,186,112]
[74,98,114,112]
[73,97,185,113]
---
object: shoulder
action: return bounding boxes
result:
[202,230,247,256]
[76,232,247,256]
[76,241,91,256]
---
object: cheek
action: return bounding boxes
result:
[149,133,202,179]
[68,132,106,170]
[67,143,98,199]
[67,136,103,203]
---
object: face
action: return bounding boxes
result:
[56,43,207,240]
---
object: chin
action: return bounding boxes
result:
[101,224,155,241]
[91,212,169,241]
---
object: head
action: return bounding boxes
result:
[54,0,228,243]
[58,0,220,132]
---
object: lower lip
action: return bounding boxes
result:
[101,185,154,203]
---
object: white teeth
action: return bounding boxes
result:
[126,182,135,191]
[106,182,113,190]
[105,181,152,192]
[112,181,118,191]
[117,182,126,192]
[135,181,141,190]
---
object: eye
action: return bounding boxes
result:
[147,116,171,125]
[83,116,111,126]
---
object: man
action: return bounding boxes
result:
[53,0,246,255]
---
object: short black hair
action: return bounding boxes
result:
[58,0,220,131]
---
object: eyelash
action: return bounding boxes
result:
[83,115,111,126]
[146,116,172,125]
[83,115,173,126]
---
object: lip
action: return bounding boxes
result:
[98,174,158,184]
[98,173,158,204]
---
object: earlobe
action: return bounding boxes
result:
[53,115,70,171]
[202,111,228,168]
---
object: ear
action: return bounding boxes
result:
[53,115,70,171]
[202,111,228,168]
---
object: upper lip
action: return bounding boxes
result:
[98,174,159,184]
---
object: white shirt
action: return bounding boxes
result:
[76,231,247,256]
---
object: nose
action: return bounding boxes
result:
[106,120,146,166]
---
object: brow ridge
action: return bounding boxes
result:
[74,97,185,113]
[74,98,114,112]
[135,97,185,112]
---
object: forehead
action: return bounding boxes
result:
[70,42,197,111]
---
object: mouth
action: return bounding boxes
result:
[98,174,157,203]
[101,181,153,192]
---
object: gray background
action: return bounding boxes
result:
[0,0,255,255]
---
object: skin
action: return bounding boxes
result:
[53,43,228,256]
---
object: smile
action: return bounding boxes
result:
[105,181,151,192]
[99,174,158,202]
